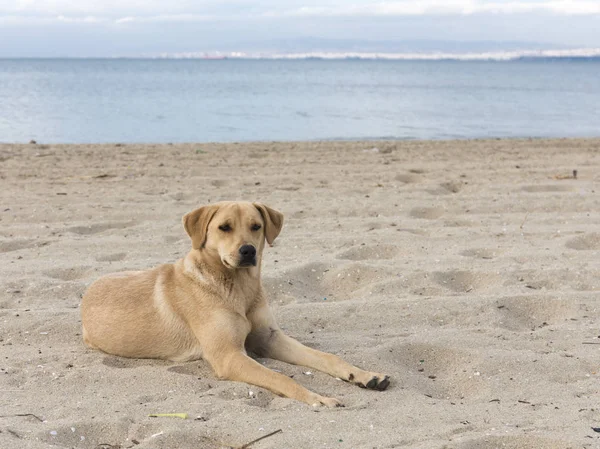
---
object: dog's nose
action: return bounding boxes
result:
[239,245,256,260]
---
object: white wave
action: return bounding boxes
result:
[157,48,600,61]
[266,49,600,60]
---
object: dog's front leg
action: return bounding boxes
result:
[247,306,390,391]
[259,329,390,390]
[196,311,342,407]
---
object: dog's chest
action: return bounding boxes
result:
[224,286,260,317]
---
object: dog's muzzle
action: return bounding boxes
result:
[238,244,257,267]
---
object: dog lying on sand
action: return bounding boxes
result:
[81,201,390,406]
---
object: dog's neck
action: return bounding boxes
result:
[183,248,262,289]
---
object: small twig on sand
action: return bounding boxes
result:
[6,429,22,438]
[0,413,44,422]
[553,169,578,180]
[582,342,600,345]
[238,429,283,449]
[148,413,188,419]
[520,213,530,229]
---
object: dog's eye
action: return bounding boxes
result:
[218,224,232,232]
[251,224,261,231]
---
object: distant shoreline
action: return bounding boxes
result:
[3,57,600,62]
[3,48,600,62]
[3,137,600,147]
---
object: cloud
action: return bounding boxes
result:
[273,1,600,18]
[56,15,104,23]
[0,14,106,25]
[1,0,600,25]
[114,16,134,24]
[114,14,217,24]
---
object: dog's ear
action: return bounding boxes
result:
[182,205,219,249]
[253,203,284,245]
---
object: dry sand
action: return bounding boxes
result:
[1,138,599,449]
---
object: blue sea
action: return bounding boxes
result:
[0,58,599,143]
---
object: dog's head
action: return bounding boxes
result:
[183,201,283,269]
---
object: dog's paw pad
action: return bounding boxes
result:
[363,375,390,391]
[376,375,391,391]
[365,377,379,389]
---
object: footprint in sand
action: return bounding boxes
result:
[395,173,422,184]
[210,179,228,187]
[392,271,444,297]
[39,420,132,448]
[0,239,45,253]
[565,233,600,250]
[215,382,273,408]
[522,185,574,193]
[322,263,389,299]
[41,420,213,449]
[495,295,578,331]
[266,262,331,303]
[246,390,274,408]
[266,261,389,302]
[213,382,273,407]
[169,191,193,201]
[433,270,500,293]
[337,244,398,261]
[515,268,599,291]
[67,221,135,235]
[427,180,465,196]
[261,277,298,305]
[395,227,430,236]
[440,180,464,193]
[378,342,487,400]
[455,436,569,449]
[410,207,445,220]
[163,235,183,244]
[95,252,127,262]
[443,219,475,228]
[461,248,501,260]
[43,266,92,281]
[137,393,169,404]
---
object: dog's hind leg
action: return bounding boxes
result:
[82,324,99,349]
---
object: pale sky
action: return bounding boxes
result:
[1,1,600,56]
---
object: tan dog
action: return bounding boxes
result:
[81,201,390,407]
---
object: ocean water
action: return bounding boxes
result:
[0,58,599,143]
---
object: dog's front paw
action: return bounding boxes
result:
[309,394,344,408]
[364,374,391,391]
[353,372,391,391]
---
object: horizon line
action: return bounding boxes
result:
[3,48,600,61]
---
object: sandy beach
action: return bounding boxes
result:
[1,138,599,448]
